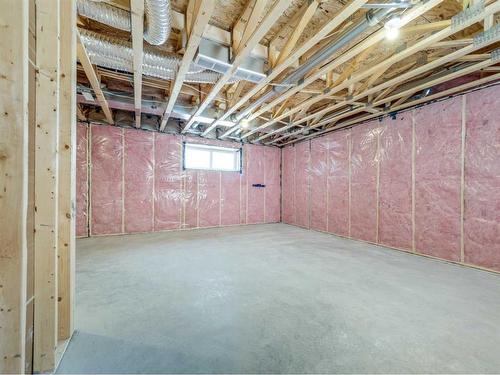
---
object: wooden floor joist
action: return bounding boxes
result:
[0,1,29,373]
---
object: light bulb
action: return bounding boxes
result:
[384,15,402,40]
[385,26,400,40]
[240,119,250,128]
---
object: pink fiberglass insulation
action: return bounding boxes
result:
[464,87,500,271]
[415,97,461,261]
[350,121,379,242]
[282,145,295,224]
[310,136,328,232]
[265,147,281,223]
[247,144,266,224]
[154,133,182,231]
[378,115,413,250]
[198,170,221,227]
[183,169,198,229]
[124,129,154,233]
[221,171,241,226]
[295,141,311,229]
[76,123,88,237]
[90,125,124,235]
[327,130,350,237]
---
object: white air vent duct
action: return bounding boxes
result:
[194,38,266,84]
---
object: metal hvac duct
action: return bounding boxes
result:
[77,0,171,46]
[79,29,240,84]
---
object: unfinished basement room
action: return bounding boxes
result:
[2,0,500,373]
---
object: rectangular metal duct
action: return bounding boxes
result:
[194,38,266,83]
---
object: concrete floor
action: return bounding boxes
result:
[58,223,500,374]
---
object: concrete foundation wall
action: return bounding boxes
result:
[282,84,500,272]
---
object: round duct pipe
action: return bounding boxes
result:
[77,0,171,46]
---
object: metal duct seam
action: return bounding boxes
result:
[79,29,239,84]
[77,0,171,46]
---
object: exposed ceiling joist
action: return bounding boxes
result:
[212,0,370,138]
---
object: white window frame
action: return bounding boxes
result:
[183,142,242,173]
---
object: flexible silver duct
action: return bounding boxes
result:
[80,29,237,84]
[77,0,171,46]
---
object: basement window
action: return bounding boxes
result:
[183,143,242,172]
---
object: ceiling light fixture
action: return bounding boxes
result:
[240,118,250,129]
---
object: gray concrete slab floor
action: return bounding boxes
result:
[57,223,500,373]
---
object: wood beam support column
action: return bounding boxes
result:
[57,0,76,342]
[34,0,60,372]
[0,1,29,373]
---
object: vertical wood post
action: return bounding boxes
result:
[0,1,29,373]
[58,0,76,341]
[34,0,61,372]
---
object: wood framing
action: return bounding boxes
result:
[57,0,76,342]
[0,1,29,373]
[239,0,445,139]
[76,31,114,124]
[215,0,369,137]
[131,0,144,128]
[160,0,214,131]
[256,1,500,142]
[34,0,60,372]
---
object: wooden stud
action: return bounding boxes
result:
[131,0,144,128]
[0,1,29,373]
[57,0,76,342]
[34,0,60,372]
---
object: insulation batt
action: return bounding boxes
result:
[281,84,500,272]
[76,124,281,236]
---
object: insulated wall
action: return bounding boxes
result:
[76,124,281,237]
[282,85,500,272]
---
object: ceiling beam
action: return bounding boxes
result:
[160,0,214,131]
[181,0,291,134]
[76,30,114,124]
[131,0,144,128]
